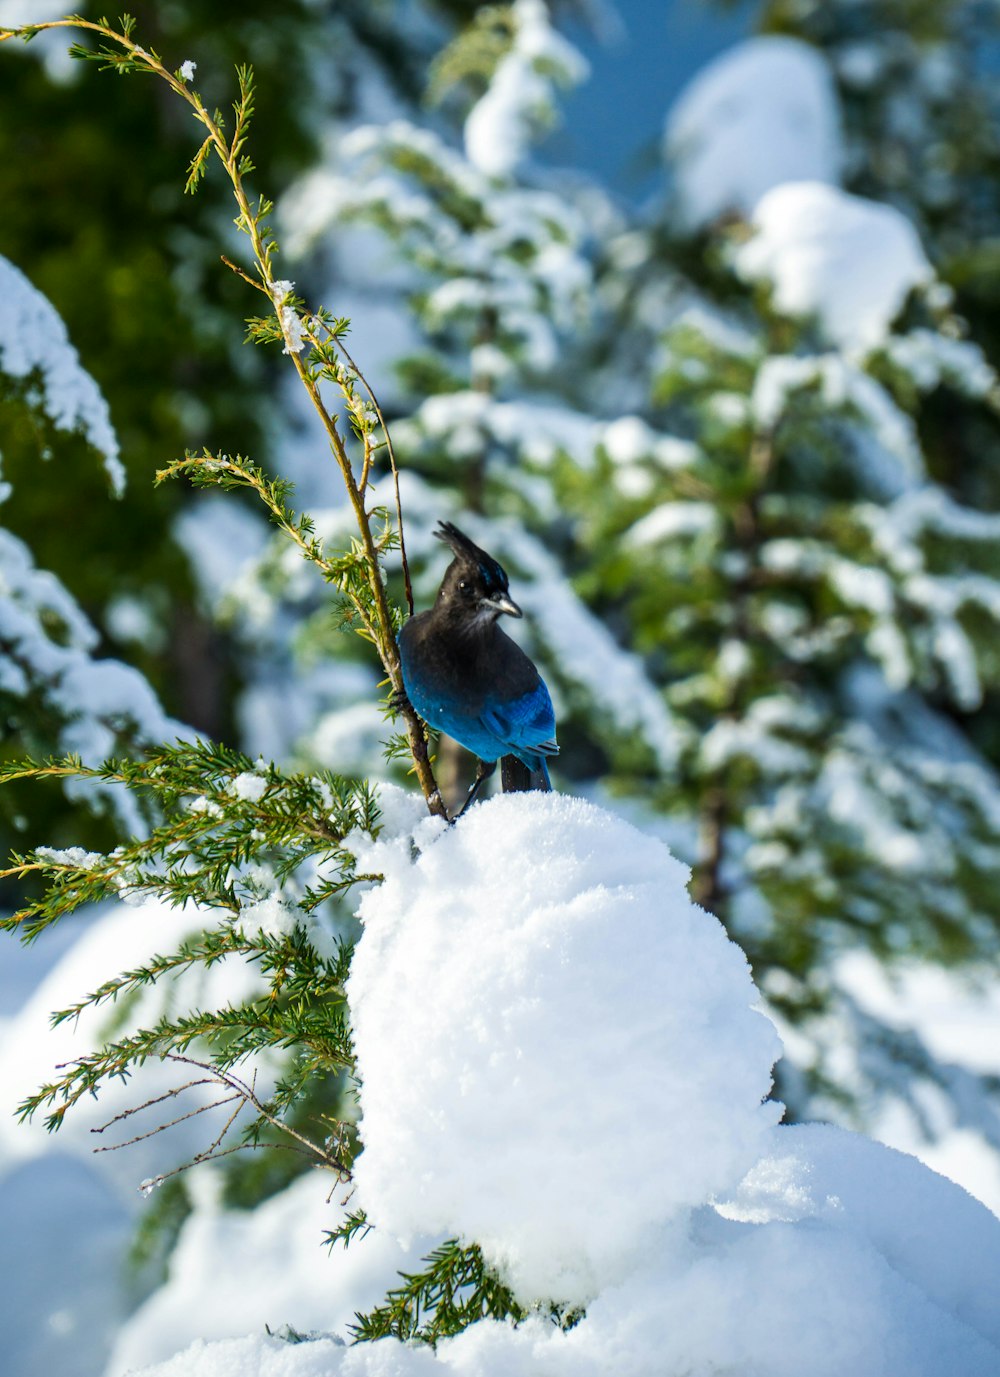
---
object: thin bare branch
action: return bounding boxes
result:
[92,1094,242,1154]
[164,1053,352,1179]
[89,1078,218,1133]
[335,336,415,619]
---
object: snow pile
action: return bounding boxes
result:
[736,182,934,350]
[132,1123,1000,1377]
[0,254,124,493]
[464,0,588,178]
[347,790,782,1303]
[665,37,842,231]
[9,793,992,1377]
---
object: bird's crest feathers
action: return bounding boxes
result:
[434,520,509,594]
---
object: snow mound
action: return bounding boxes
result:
[666,37,842,231]
[346,791,782,1304]
[725,1123,1000,1349]
[110,796,1000,1377]
[736,182,933,350]
[127,1123,1000,1377]
[0,254,123,493]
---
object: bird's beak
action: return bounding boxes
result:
[485,592,522,618]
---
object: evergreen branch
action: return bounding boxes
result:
[325,1208,372,1251]
[184,133,213,194]
[350,1240,536,1345]
[21,997,355,1133]
[0,11,445,816]
[164,1053,352,1177]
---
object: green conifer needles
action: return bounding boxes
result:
[0,739,372,1182]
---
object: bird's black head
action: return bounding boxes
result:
[433,520,522,625]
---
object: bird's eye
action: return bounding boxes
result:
[458,579,469,592]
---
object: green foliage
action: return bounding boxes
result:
[427,4,516,109]
[0,739,375,1141]
[347,1236,579,1346]
[556,212,1000,1104]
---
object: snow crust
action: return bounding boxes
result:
[736,182,934,350]
[665,37,842,231]
[0,254,123,492]
[346,790,782,1304]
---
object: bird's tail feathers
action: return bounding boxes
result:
[500,755,552,794]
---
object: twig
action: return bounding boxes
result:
[89,1077,219,1132]
[138,1138,315,1196]
[220,253,265,292]
[334,337,415,619]
[164,1052,352,1178]
[92,1094,242,1154]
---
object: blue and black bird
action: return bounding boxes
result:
[398,521,558,815]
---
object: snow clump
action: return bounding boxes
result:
[19,792,1000,1377]
[127,1131,1000,1377]
[0,253,124,492]
[464,0,588,178]
[346,790,783,1304]
[736,181,934,350]
[665,36,843,231]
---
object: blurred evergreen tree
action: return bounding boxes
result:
[236,0,1000,1163]
[754,0,1000,818]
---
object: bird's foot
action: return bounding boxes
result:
[388,686,413,715]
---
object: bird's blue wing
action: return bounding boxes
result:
[481,681,558,758]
